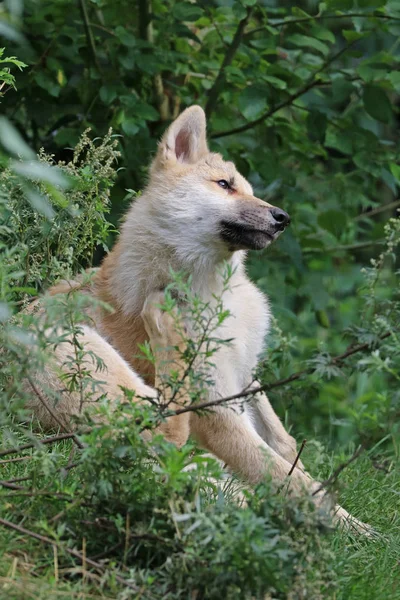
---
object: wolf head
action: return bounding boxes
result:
[146,105,290,256]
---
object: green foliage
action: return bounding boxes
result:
[0,128,117,302]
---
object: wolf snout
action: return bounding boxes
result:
[269,207,290,231]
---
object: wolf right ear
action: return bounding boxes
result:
[156,106,209,166]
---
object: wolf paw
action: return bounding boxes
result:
[333,505,378,538]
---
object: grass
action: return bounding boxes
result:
[0,430,399,599]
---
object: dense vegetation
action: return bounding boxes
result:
[0,0,399,597]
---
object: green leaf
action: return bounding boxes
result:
[133,101,159,121]
[115,26,136,47]
[122,119,140,136]
[172,3,203,21]
[388,71,400,93]
[11,160,70,188]
[0,302,11,322]
[307,111,327,143]
[0,118,35,160]
[0,22,25,43]
[238,85,268,120]
[310,26,335,44]
[363,85,392,123]
[318,210,347,236]
[263,75,287,90]
[342,30,370,42]
[34,71,60,97]
[232,2,247,19]
[100,85,117,105]
[390,163,400,183]
[24,187,56,219]
[316,310,330,328]
[287,34,329,56]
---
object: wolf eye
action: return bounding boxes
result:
[217,180,230,190]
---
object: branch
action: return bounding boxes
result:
[138,0,169,120]
[288,439,307,476]
[172,331,392,416]
[303,239,386,254]
[211,42,356,139]
[355,200,400,221]
[0,518,139,592]
[312,445,364,496]
[78,0,101,73]
[0,431,89,459]
[205,7,253,119]
[246,12,400,37]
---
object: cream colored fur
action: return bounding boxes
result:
[27,106,370,533]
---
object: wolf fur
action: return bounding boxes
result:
[28,106,369,532]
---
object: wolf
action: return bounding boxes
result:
[28,106,368,532]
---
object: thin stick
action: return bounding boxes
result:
[355,200,400,221]
[0,518,139,592]
[245,12,400,38]
[288,439,307,476]
[0,456,33,465]
[205,7,253,119]
[0,431,89,459]
[172,331,392,416]
[212,42,357,138]
[53,544,59,583]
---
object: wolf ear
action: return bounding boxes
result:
[157,106,208,165]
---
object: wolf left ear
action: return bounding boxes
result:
[157,106,209,165]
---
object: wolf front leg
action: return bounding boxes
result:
[190,406,313,493]
[141,292,190,448]
[248,384,306,472]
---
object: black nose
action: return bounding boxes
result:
[270,207,290,230]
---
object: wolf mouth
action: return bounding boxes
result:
[220,221,274,251]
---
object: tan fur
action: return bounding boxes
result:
[27,106,370,533]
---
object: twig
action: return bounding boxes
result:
[205,7,253,119]
[246,12,400,37]
[303,239,386,254]
[138,0,169,120]
[312,445,364,496]
[0,461,78,493]
[0,456,33,465]
[172,331,392,416]
[0,431,89,459]
[211,42,356,138]
[78,0,102,73]
[0,481,25,491]
[355,200,400,221]
[0,518,139,592]
[288,439,307,476]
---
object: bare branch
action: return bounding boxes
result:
[78,0,101,73]
[288,439,307,476]
[211,42,356,139]
[246,12,400,37]
[172,331,392,416]
[355,200,400,221]
[205,7,253,119]
[0,431,89,459]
